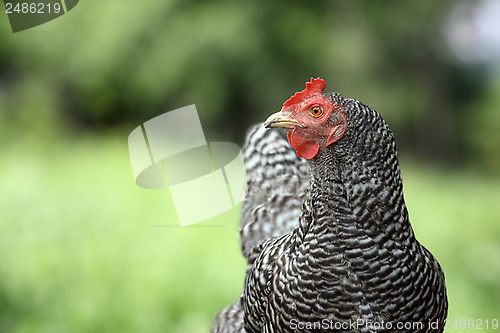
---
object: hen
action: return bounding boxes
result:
[212,78,447,333]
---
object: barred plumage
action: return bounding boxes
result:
[240,124,309,259]
[212,80,447,333]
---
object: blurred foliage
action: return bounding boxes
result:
[1,0,500,332]
[0,0,499,168]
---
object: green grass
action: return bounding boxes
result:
[1,134,499,332]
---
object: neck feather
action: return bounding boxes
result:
[295,134,415,250]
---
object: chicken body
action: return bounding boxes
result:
[212,80,447,333]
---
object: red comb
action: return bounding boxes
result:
[283,77,327,108]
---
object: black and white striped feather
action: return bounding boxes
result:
[240,124,309,259]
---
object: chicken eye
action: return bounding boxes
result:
[310,106,323,117]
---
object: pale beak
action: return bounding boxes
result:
[264,111,304,129]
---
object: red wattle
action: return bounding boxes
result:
[287,130,319,160]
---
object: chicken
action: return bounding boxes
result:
[212,78,447,333]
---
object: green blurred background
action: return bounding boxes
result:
[1,0,500,332]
